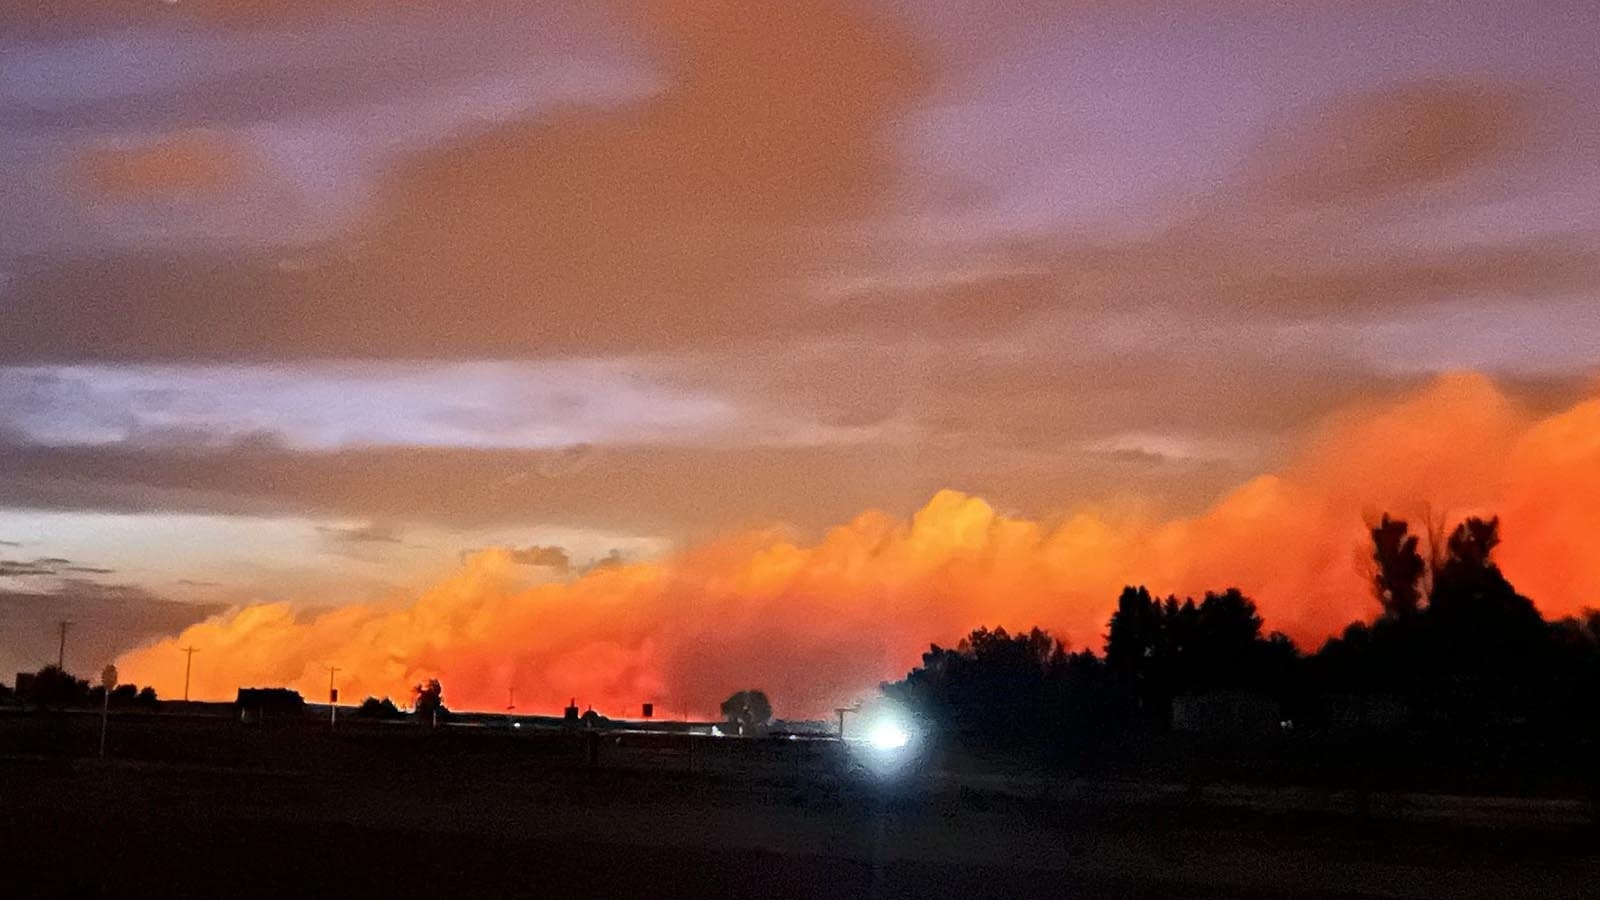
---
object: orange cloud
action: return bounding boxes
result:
[117,373,1600,718]
[73,129,253,203]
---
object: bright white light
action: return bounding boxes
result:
[865,721,909,752]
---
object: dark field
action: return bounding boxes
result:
[2,711,1595,899]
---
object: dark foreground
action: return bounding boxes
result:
[3,715,1596,899]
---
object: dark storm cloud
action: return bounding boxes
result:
[0,578,224,681]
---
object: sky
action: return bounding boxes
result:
[2,1,1598,717]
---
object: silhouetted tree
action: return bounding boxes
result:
[1105,587,1171,716]
[30,665,92,707]
[1102,586,1288,721]
[884,626,1075,744]
[1547,611,1600,737]
[1429,518,1542,638]
[356,696,405,719]
[413,679,447,727]
[235,688,306,722]
[135,685,159,706]
[1106,586,1160,672]
[1195,588,1265,667]
[1371,514,1425,619]
[875,514,1595,789]
[719,689,773,736]
[1318,513,1570,733]
[1424,516,1547,705]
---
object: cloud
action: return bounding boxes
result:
[316,522,404,545]
[0,1,451,34]
[464,544,574,572]
[72,129,254,203]
[0,362,1587,543]
[4,3,1600,701]
[0,579,224,681]
[0,362,733,451]
[506,545,571,571]
[1,0,929,363]
[1256,81,1521,205]
[0,559,58,577]
[0,554,117,579]
[582,549,626,573]
[0,428,1223,540]
[816,80,1593,345]
[116,374,1600,717]
[1,19,1595,524]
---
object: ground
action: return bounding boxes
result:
[2,712,1594,899]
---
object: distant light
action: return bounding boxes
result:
[513,721,522,729]
[865,721,909,752]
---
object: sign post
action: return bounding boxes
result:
[99,664,118,759]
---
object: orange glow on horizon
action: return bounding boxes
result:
[117,373,1600,719]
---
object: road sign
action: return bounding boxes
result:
[642,702,654,718]
[101,664,118,691]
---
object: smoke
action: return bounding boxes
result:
[117,373,1600,718]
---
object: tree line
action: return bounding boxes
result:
[882,514,1600,753]
[0,665,160,708]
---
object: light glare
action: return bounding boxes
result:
[866,721,909,751]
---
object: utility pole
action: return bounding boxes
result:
[327,666,340,731]
[56,620,72,669]
[506,686,516,711]
[99,665,117,760]
[685,701,694,774]
[181,646,200,701]
[835,703,861,741]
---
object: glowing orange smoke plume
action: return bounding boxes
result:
[118,373,1600,718]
